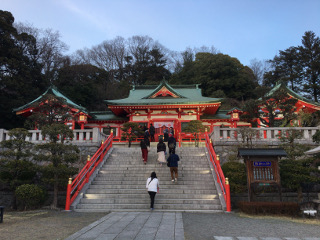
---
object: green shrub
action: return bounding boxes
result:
[15,184,47,210]
[221,162,247,193]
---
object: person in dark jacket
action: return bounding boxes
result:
[149,123,155,142]
[163,127,169,142]
[140,139,148,164]
[157,138,166,166]
[167,134,176,154]
[169,126,174,137]
[144,133,150,150]
[167,152,180,182]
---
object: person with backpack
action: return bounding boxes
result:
[167,134,176,154]
[167,152,180,182]
[146,172,159,210]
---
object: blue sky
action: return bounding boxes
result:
[2,0,320,66]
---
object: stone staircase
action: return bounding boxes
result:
[74,146,223,212]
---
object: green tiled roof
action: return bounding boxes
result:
[90,111,128,121]
[262,82,320,106]
[105,80,221,105]
[13,85,88,113]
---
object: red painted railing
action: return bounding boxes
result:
[204,132,231,212]
[65,132,113,210]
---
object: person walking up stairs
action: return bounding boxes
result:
[167,152,180,182]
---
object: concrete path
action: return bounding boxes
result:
[65,211,184,240]
[66,211,320,240]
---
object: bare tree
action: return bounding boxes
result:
[128,35,154,62]
[15,23,69,83]
[249,58,271,85]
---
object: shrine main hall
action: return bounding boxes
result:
[13,80,253,141]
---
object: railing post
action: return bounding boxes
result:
[179,133,181,147]
[216,155,221,184]
[110,129,113,148]
[225,177,231,212]
[65,178,72,211]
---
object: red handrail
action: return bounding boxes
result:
[204,132,231,212]
[65,132,113,210]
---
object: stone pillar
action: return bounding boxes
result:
[92,128,100,143]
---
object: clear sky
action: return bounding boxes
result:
[2,0,320,66]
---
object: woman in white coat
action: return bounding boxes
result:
[146,172,159,210]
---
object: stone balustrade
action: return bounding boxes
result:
[211,126,319,145]
[0,128,108,146]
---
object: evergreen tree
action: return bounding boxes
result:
[34,124,79,208]
[264,47,303,92]
[0,10,44,129]
[0,128,37,209]
[121,122,144,147]
[183,120,206,147]
[171,52,257,100]
[299,31,320,102]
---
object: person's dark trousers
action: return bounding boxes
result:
[142,148,148,162]
[150,134,155,142]
[148,191,157,208]
[169,147,175,154]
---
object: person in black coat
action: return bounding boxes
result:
[149,123,155,142]
[167,134,176,154]
[163,127,169,142]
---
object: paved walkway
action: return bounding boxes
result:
[65,212,184,240]
[66,211,320,240]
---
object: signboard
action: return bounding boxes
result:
[254,161,271,167]
[154,122,173,128]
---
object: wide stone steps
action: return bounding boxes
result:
[79,198,221,205]
[76,203,222,211]
[85,188,216,194]
[83,193,218,199]
[89,184,215,190]
[74,146,223,212]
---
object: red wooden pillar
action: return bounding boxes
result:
[65,178,72,211]
[225,178,231,212]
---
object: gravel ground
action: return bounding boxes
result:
[183,212,320,240]
[0,209,108,240]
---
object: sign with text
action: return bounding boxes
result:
[254,161,271,167]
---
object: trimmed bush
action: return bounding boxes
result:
[15,184,47,210]
[221,162,247,193]
[238,201,300,216]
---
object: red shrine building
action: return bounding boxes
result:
[257,82,320,127]
[13,80,320,141]
[13,81,250,141]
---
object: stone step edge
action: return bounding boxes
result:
[73,209,224,213]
